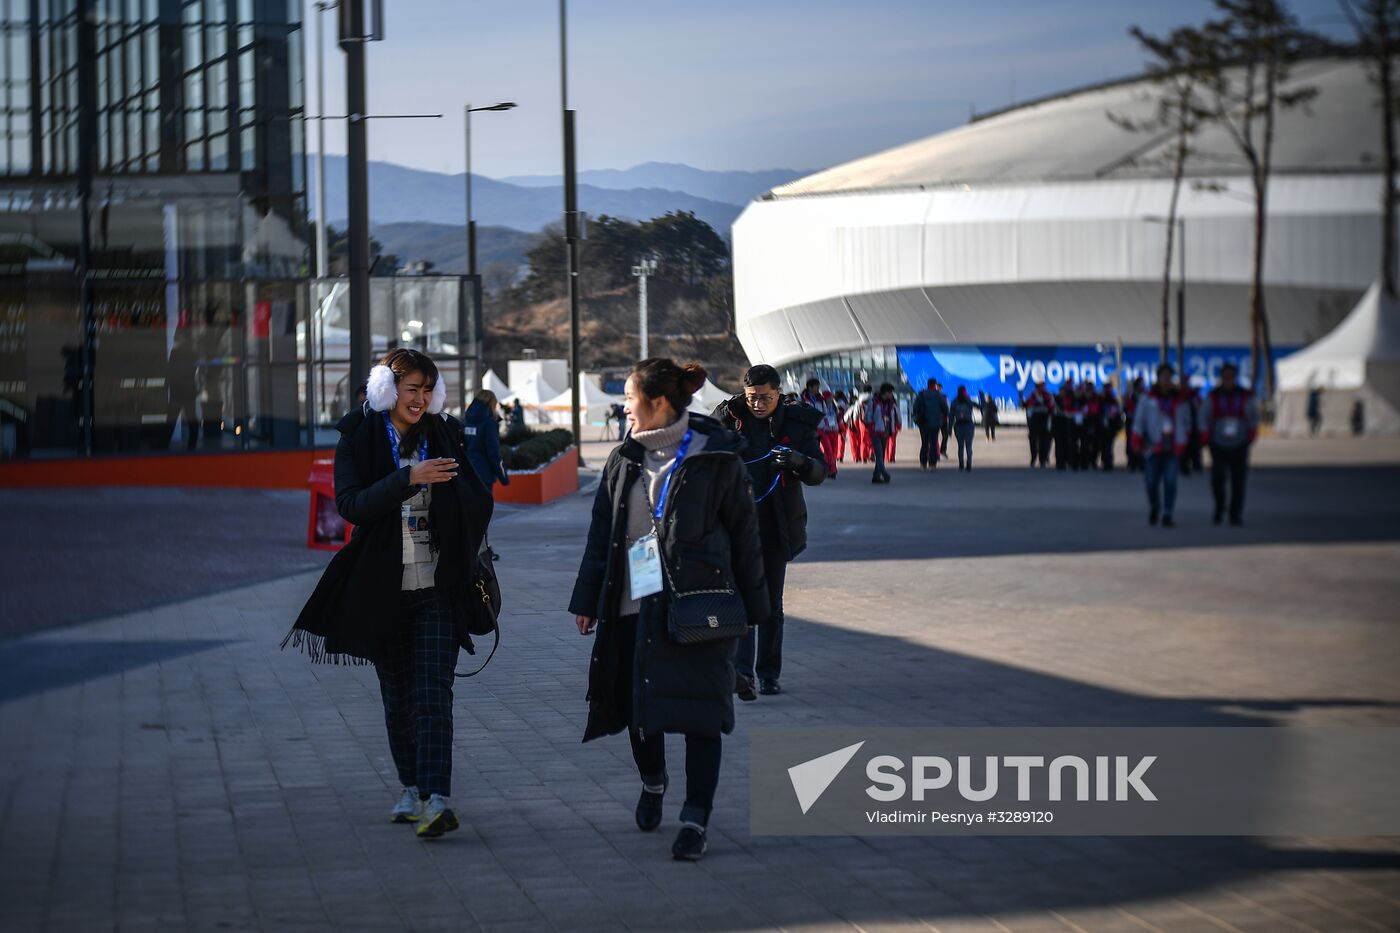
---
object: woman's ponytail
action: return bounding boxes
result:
[631,358,709,415]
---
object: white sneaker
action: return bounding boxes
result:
[415,793,460,838]
[390,786,421,823]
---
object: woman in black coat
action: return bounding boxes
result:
[570,358,768,861]
[285,348,493,840]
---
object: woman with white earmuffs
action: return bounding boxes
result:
[285,348,494,839]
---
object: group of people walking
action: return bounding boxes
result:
[287,352,826,863]
[1021,380,1127,472]
[1128,362,1259,528]
[1024,366,1260,527]
[910,379,994,472]
[284,348,1260,865]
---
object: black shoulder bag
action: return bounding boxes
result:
[456,555,501,677]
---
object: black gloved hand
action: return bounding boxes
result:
[771,446,808,473]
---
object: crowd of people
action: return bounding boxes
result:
[284,349,1263,867]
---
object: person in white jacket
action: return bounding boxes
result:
[1130,364,1193,528]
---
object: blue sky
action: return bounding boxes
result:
[310,0,1351,180]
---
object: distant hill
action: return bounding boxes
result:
[499,162,809,207]
[371,222,533,277]
[314,156,747,236]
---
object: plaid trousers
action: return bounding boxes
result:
[375,588,460,798]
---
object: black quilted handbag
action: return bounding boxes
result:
[661,556,748,645]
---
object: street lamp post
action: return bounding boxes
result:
[560,0,582,462]
[631,257,657,359]
[463,102,516,277]
[313,1,337,280]
[463,102,515,409]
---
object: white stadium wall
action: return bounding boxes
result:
[731,58,1383,396]
[733,174,1378,368]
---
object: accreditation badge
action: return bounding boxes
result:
[402,495,433,563]
[628,532,664,600]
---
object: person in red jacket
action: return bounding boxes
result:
[1075,382,1098,470]
[1123,377,1147,472]
[1130,364,1192,527]
[847,386,873,462]
[1097,385,1124,471]
[1053,383,1078,471]
[800,381,842,481]
[1022,381,1054,468]
[833,391,850,462]
[1200,362,1260,525]
[864,383,901,484]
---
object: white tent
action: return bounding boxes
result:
[501,373,562,425]
[689,378,733,413]
[540,374,624,426]
[481,369,511,398]
[1275,281,1400,435]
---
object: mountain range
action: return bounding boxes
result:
[313,156,807,235]
[499,162,808,208]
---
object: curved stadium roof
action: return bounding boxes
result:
[769,57,1371,199]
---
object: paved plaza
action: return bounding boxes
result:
[2,433,1400,932]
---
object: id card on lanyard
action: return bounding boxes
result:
[629,429,693,601]
[1217,391,1244,440]
[384,413,433,562]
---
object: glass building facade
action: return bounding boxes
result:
[0,0,318,459]
[781,347,914,422]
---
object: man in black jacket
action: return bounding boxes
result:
[712,364,827,698]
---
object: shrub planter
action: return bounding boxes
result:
[495,446,579,505]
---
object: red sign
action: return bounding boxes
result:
[253,300,271,338]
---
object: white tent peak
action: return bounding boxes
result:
[1278,281,1400,391]
[481,369,511,398]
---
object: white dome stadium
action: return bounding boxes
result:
[732,57,1382,400]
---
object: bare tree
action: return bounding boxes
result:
[1197,0,1318,394]
[1341,0,1400,298]
[1110,26,1214,366]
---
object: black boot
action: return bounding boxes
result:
[636,775,667,832]
[671,822,708,860]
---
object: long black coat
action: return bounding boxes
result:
[288,405,494,663]
[710,395,827,562]
[569,414,769,742]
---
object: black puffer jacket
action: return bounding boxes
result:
[569,413,769,742]
[710,395,827,561]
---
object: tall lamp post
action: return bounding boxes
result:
[313,1,337,279]
[464,101,515,409]
[631,256,657,359]
[560,0,582,463]
[464,102,516,277]
[1143,214,1187,373]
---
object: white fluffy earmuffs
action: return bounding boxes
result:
[365,363,447,415]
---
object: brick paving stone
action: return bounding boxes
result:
[3,442,1400,931]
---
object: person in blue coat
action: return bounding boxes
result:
[464,390,509,487]
[464,390,509,559]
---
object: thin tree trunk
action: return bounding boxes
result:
[1250,169,1268,393]
[1160,111,1188,368]
[1382,23,1397,298]
[1160,189,1178,367]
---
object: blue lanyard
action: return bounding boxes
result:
[753,474,781,504]
[743,448,783,503]
[652,429,694,524]
[383,412,429,488]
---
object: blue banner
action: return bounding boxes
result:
[896,345,1291,411]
